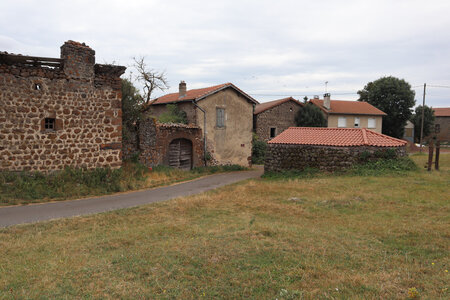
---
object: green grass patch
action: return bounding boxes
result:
[0,163,247,206]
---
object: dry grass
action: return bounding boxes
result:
[0,154,449,299]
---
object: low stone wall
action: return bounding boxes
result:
[123,117,204,168]
[264,144,406,172]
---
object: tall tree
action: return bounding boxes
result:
[295,103,327,127]
[358,76,415,138]
[133,57,169,104]
[411,105,435,143]
[121,78,143,142]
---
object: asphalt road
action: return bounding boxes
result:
[0,168,263,228]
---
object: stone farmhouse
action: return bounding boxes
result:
[148,82,258,166]
[0,41,125,172]
[433,107,450,142]
[310,93,386,133]
[253,97,303,141]
[265,127,407,172]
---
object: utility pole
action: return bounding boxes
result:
[419,83,426,152]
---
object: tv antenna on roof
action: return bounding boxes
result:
[325,81,329,93]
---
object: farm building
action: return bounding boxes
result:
[265,127,407,172]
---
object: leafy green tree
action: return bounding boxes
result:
[411,105,435,142]
[158,104,188,124]
[121,78,143,142]
[358,76,415,138]
[295,103,327,127]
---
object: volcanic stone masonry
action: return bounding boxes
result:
[265,144,407,173]
[0,41,126,172]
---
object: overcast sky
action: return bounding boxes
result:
[1,0,449,107]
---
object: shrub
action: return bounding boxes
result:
[252,134,267,164]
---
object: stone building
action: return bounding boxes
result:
[0,41,125,172]
[433,107,450,142]
[123,117,204,170]
[149,82,258,166]
[253,97,303,141]
[310,94,386,133]
[265,127,407,173]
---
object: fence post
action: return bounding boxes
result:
[427,140,434,172]
[435,140,440,170]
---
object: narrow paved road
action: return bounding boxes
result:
[0,168,263,228]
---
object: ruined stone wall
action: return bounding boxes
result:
[255,100,302,141]
[130,117,204,168]
[265,144,406,173]
[0,41,125,172]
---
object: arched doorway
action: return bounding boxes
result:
[169,138,193,170]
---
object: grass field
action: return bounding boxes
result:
[0,154,449,299]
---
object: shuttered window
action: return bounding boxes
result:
[216,108,225,128]
[338,117,347,128]
[368,118,376,129]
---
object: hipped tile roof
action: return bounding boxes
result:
[151,83,258,105]
[433,107,450,117]
[310,99,386,116]
[268,127,407,147]
[254,97,303,114]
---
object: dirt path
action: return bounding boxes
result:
[0,168,263,228]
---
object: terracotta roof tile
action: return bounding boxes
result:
[433,107,450,117]
[268,127,407,147]
[151,83,258,105]
[254,97,303,114]
[310,99,386,116]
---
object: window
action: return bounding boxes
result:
[435,124,440,133]
[44,118,55,130]
[354,117,360,128]
[368,118,376,129]
[338,117,347,128]
[270,127,276,138]
[216,108,225,128]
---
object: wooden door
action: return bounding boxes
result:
[169,138,192,170]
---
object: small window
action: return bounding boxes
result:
[354,117,360,128]
[44,118,55,130]
[270,127,276,138]
[338,117,347,128]
[216,108,225,128]
[368,118,376,129]
[289,107,293,112]
[435,124,440,133]
[34,83,42,90]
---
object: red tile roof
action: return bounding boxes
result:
[254,97,303,114]
[433,107,450,117]
[151,83,258,105]
[310,99,386,116]
[268,127,407,147]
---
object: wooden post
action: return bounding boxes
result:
[435,140,440,170]
[427,140,434,172]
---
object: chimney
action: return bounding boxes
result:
[313,95,319,99]
[179,81,186,98]
[60,40,95,80]
[323,93,331,110]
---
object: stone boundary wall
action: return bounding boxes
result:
[123,118,204,168]
[0,41,125,172]
[264,144,406,172]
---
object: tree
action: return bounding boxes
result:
[358,76,415,138]
[158,104,188,124]
[133,57,169,104]
[295,103,327,127]
[121,78,143,142]
[411,105,435,143]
